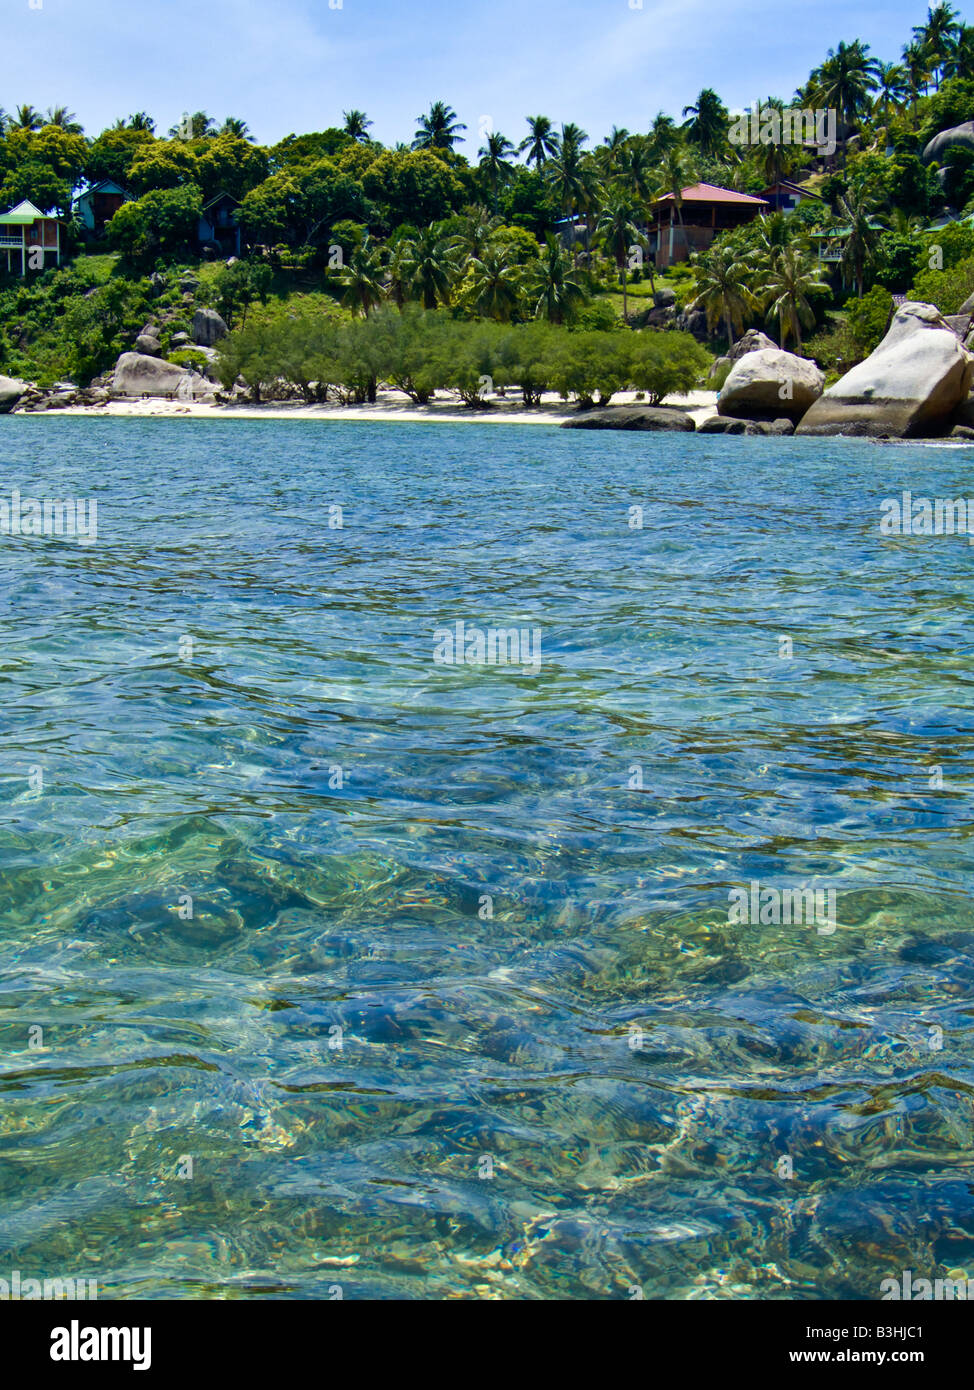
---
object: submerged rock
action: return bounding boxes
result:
[561,406,695,432]
[797,301,974,438]
[699,415,794,435]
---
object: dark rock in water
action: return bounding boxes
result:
[797,418,898,438]
[952,395,974,428]
[561,406,695,432]
[698,415,748,433]
[698,416,794,436]
[951,424,974,440]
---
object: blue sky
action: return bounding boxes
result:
[0,0,941,147]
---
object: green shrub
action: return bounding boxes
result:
[168,349,209,373]
[909,253,974,314]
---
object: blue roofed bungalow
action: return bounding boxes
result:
[75,180,132,236]
[198,192,242,256]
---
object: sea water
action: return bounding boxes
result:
[0,417,972,1300]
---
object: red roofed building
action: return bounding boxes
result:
[649,182,768,269]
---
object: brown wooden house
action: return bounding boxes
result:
[649,182,768,269]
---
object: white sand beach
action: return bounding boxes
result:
[41,389,720,426]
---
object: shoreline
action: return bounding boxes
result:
[15,389,721,426]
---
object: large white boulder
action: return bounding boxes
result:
[797,301,974,437]
[718,348,824,423]
[0,375,27,413]
[113,352,191,397]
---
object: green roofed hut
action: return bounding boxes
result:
[0,200,63,276]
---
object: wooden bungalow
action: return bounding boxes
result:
[760,179,823,214]
[198,192,242,257]
[648,182,768,268]
[75,180,132,236]
[0,201,63,276]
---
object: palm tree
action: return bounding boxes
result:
[128,112,156,132]
[466,242,522,320]
[656,147,695,259]
[478,130,517,211]
[400,226,457,308]
[913,2,961,89]
[11,105,43,132]
[412,101,466,150]
[384,237,414,310]
[942,23,974,80]
[524,235,588,324]
[599,126,631,176]
[337,237,386,316]
[902,40,932,113]
[874,63,910,125]
[691,244,757,353]
[648,112,679,161]
[449,208,505,261]
[616,141,657,293]
[560,123,589,157]
[760,245,827,352]
[749,98,801,188]
[43,105,82,132]
[0,108,7,138]
[808,39,881,150]
[837,181,883,298]
[754,210,793,266]
[682,89,728,159]
[168,111,217,139]
[595,192,644,320]
[343,110,373,141]
[547,140,590,262]
[519,115,559,169]
[220,117,252,140]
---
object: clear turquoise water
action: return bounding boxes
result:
[1,417,973,1300]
